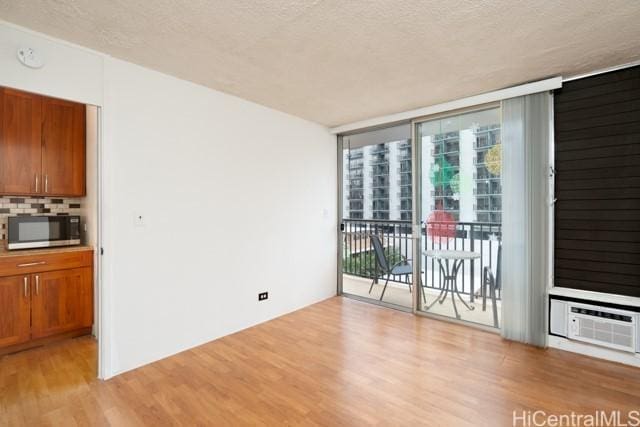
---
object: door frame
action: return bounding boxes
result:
[95,105,107,379]
[337,135,343,296]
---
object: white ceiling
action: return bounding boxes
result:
[1,1,639,127]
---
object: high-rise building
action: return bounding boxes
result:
[343,123,501,225]
[343,140,411,222]
[473,124,502,223]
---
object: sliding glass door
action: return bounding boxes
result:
[338,107,504,328]
[339,125,414,310]
[414,106,503,328]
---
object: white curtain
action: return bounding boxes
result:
[501,92,552,346]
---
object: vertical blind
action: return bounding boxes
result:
[501,92,551,346]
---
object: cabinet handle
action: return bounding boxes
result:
[23,277,28,297]
[17,261,46,267]
[35,275,40,295]
[45,175,48,193]
[35,174,39,192]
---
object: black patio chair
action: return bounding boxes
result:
[481,243,501,328]
[368,234,424,303]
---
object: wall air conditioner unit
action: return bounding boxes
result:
[550,298,639,354]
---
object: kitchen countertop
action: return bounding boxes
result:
[0,245,94,258]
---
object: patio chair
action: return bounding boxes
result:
[481,243,501,328]
[368,234,424,303]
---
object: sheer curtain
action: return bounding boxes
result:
[501,92,552,346]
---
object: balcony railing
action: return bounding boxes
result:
[342,219,502,300]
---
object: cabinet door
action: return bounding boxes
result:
[31,267,93,339]
[0,88,42,195]
[0,275,31,348]
[42,96,85,197]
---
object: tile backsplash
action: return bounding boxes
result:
[0,196,83,241]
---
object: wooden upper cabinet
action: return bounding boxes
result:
[42,96,86,197]
[0,275,31,347]
[0,87,86,197]
[0,88,43,195]
[31,267,93,340]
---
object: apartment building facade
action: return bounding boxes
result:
[343,122,501,224]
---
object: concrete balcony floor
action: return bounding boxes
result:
[342,274,501,328]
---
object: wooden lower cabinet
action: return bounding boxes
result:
[0,275,31,347]
[31,268,93,340]
[0,248,93,354]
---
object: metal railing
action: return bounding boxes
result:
[342,219,502,300]
[342,219,413,285]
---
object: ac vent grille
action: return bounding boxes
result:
[569,306,636,353]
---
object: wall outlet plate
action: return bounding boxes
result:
[258,292,269,301]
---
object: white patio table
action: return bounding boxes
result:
[423,250,481,319]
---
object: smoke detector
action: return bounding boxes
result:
[17,47,44,69]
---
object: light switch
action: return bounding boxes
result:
[134,213,145,227]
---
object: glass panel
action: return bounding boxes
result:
[341,126,413,310]
[417,107,502,327]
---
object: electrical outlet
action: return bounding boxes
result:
[258,292,269,301]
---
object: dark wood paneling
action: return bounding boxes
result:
[554,76,639,103]
[555,229,640,243]
[556,199,640,210]
[554,88,640,114]
[556,122,640,142]
[555,166,640,181]
[555,142,640,161]
[555,267,638,287]
[554,278,638,297]
[555,259,640,276]
[555,133,639,151]
[555,110,639,132]
[556,188,640,200]
[555,209,640,221]
[556,154,640,170]
[554,65,640,297]
[555,239,640,254]
[554,248,640,265]
[556,219,640,232]
[556,100,640,123]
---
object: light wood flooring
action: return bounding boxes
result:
[1,297,639,426]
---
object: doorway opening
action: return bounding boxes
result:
[0,86,102,378]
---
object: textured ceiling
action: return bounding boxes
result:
[1,0,639,127]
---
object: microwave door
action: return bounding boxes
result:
[16,218,52,244]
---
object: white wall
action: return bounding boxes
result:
[102,58,337,375]
[0,21,337,378]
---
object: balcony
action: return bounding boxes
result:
[371,165,389,175]
[341,219,502,328]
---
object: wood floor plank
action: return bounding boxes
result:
[1,296,639,426]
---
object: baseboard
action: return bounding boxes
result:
[548,335,640,368]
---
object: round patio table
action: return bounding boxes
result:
[423,250,481,319]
